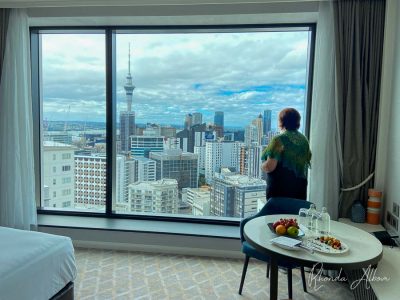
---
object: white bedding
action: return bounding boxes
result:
[0,227,77,300]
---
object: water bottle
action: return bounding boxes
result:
[318,207,331,236]
[307,204,317,236]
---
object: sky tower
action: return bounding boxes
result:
[124,44,135,112]
[120,44,136,153]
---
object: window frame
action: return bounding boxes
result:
[31,24,316,226]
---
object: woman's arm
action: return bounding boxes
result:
[262,157,278,173]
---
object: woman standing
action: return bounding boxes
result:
[261,108,311,200]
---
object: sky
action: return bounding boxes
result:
[42,30,311,128]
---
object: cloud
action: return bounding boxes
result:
[41,30,311,127]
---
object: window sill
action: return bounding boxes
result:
[37,214,240,239]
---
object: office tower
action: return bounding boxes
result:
[184,113,193,130]
[128,179,178,214]
[130,136,164,158]
[192,112,203,125]
[214,111,224,127]
[177,124,208,153]
[42,141,75,208]
[263,109,272,134]
[185,187,211,216]
[244,124,258,145]
[210,168,266,218]
[204,141,240,183]
[214,111,224,137]
[252,114,263,145]
[150,149,199,190]
[176,129,190,152]
[120,45,136,153]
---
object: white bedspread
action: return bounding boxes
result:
[0,227,77,300]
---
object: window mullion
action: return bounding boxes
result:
[105,28,116,216]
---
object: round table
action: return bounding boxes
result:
[243,214,383,300]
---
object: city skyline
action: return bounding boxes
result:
[41,31,310,127]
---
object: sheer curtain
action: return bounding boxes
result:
[0,9,10,83]
[308,1,341,220]
[0,9,37,230]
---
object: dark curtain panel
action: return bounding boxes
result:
[0,9,10,84]
[334,0,386,217]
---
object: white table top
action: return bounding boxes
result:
[244,214,383,270]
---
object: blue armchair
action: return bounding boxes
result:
[238,197,312,298]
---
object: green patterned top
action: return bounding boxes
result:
[261,130,311,179]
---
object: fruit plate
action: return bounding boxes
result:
[306,237,349,255]
[267,223,305,238]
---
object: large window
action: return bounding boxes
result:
[33,26,315,222]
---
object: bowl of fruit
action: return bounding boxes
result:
[269,218,304,238]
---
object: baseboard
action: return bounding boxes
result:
[73,240,244,259]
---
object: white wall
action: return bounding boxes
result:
[377,0,400,235]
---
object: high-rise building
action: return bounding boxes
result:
[120,45,136,153]
[263,109,272,134]
[74,154,107,210]
[194,146,206,173]
[130,136,164,158]
[128,179,178,214]
[177,124,209,153]
[244,124,259,145]
[150,149,199,190]
[239,145,265,179]
[210,168,266,218]
[214,111,224,127]
[252,114,263,145]
[120,112,135,152]
[214,111,224,137]
[192,112,203,125]
[43,141,75,208]
[176,129,190,152]
[204,141,240,183]
[134,157,157,182]
[184,113,193,130]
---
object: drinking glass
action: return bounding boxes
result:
[298,208,308,232]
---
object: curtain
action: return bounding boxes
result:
[0,9,10,83]
[334,0,386,217]
[0,9,37,230]
[308,1,340,220]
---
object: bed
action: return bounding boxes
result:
[0,226,77,300]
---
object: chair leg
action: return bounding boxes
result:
[266,262,270,278]
[287,268,293,300]
[300,267,307,293]
[238,255,250,295]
